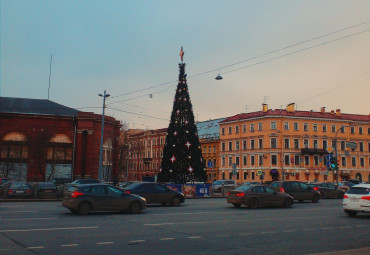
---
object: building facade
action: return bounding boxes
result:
[219,104,370,184]
[0,97,121,182]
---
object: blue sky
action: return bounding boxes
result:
[1,1,369,129]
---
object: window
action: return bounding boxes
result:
[271,122,276,130]
[340,126,345,133]
[368,127,370,135]
[304,123,308,131]
[208,146,211,153]
[213,159,216,168]
[259,139,263,149]
[350,127,355,134]
[341,157,346,167]
[351,157,356,167]
[304,139,309,148]
[235,141,240,150]
[322,124,327,132]
[251,156,255,165]
[107,186,123,196]
[160,138,163,144]
[360,158,364,167]
[331,125,336,132]
[285,155,290,165]
[251,140,255,150]
[228,127,232,134]
[250,124,255,132]
[213,146,216,153]
[284,138,290,149]
[314,156,319,165]
[258,123,263,131]
[241,140,246,150]
[359,127,363,134]
[222,157,225,166]
[228,142,232,151]
[323,140,327,150]
[313,140,318,149]
[294,123,299,131]
[313,124,318,132]
[271,138,277,149]
[305,156,309,165]
[284,122,289,130]
[243,125,247,133]
[235,126,239,134]
[221,128,225,135]
[271,155,277,165]
[259,155,263,166]
[221,142,225,151]
[243,156,247,165]
[236,156,240,166]
[294,139,299,149]
[228,157,232,166]
[243,171,247,179]
[295,155,300,165]
[359,142,364,152]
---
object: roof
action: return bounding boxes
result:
[220,109,370,124]
[196,118,226,140]
[0,97,79,117]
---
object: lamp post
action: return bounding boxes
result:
[98,90,110,181]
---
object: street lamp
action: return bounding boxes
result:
[98,90,110,181]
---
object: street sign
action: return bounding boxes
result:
[207,160,213,168]
[346,141,357,149]
[326,154,333,161]
[326,146,333,153]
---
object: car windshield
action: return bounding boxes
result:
[125,183,143,189]
[213,181,223,185]
[11,183,30,189]
[234,185,251,192]
[347,187,370,195]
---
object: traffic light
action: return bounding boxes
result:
[330,156,338,170]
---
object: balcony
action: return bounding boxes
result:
[301,148,327,155]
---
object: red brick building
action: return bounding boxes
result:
[0,97,121,182]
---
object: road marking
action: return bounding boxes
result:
[303,229,316,231]
[261,231,275,234]
[338,226,351,229]
[97,242,114,245]
[0,217,58,221]
[308,247,370,255]
[356,225,367,228]
[144,215,332,226]
[0,226,98,233]
[321,227,335,230]
[0,205,26,208]
[283,230,296,233]
[0,211,38,213]
[239,233,254,236]
[160,238,175,241]
[61,244,79,247]
[129,240,145,243]
[188,236,202,239]
[26,246,44,249]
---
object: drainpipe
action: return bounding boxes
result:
[72,116,77,181]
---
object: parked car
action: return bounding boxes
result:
[119,181,139,189]
[343,181,357,187]
[5,182,33,199]
[342,184,370,217]
[123,182,185,206]
[242,182,260,186]
[270,181,320,203]
[347,179,361,185]
[0,178,13,197]
[307,183,345,199]
[227,185,293,208]
[32,182,59,199]
[62,183,146,215]
[212,180,237,193]
[50,178,72,186]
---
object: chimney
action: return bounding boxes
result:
[320,107,325,113]
[286,103,295,113]
[336,109,341,116]
[330,110,335,115]
[262,104,268,113]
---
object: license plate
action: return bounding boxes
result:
[16,191,23,193]
[350,197,359,202]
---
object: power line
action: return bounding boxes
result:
[107,106,169,121]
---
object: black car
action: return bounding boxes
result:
[5,182,33,199]
[270,181,320,203]
[32,182,59,199]
[307,183,345,199]
[123,182,185,206]
[62,184,146,215]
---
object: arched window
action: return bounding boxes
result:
[103,137,113,165]
[47,134,73,162]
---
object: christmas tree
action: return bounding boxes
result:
[157,48,207,184]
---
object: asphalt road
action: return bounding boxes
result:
[0,198,369,255]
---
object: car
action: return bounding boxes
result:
[270,181,320,203]
[0,178,13,197]
[307,183,345,199]
[212,180,237,193]
[5,182,33,199]
[71,179,101,185]
[32,182,59,199]
[342,184,370,217]
[343,181,357,187]
[50,178,72,186]
[227,185,293,208]
[242,182,260,186]
[62,183,146,215]
[123,182,185,206]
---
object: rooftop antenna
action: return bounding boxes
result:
[47,54,53,100]
[245,104,250,113]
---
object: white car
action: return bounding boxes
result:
[342,184,370,217]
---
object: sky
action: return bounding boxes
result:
[1,1,370,130]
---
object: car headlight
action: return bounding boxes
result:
[140,196,146,202]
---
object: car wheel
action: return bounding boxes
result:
[232,203,241,208]
[171,197,181,206]
[78,202,91,215]
[283,198,293,208]
[344,210,357,217]
[312,195,319,203]
[248,198,258,209]
[129,201,141,214]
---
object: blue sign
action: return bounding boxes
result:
[207,160,213,168]
[326,154,333,168]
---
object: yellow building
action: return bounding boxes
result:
[218,104,370,184]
